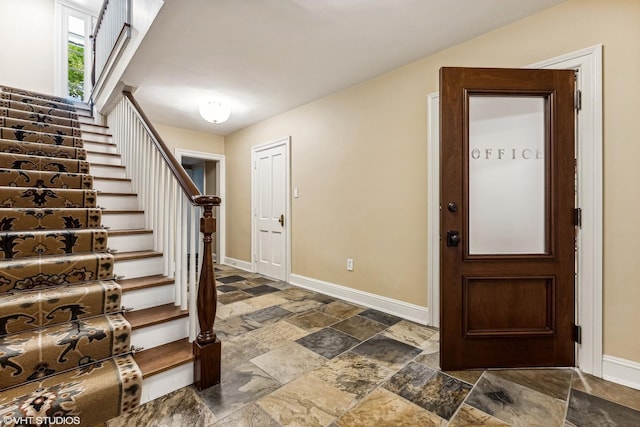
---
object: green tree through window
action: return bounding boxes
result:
[68,41,84,99]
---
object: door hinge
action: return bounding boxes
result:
[575,90,582,111]
[572,324,582,344]
[574,208,582,228]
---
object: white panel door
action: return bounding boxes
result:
[255,143,286,279]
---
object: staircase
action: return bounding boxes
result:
[0,86,194,426]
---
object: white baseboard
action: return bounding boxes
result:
[289,274,429,325]
[222,257,253,272]
[602,355,640,391]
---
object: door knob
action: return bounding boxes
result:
[278,214,285,227]
[447,230,460,246]
[447,202,457,212]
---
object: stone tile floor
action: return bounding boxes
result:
[108,265,640,426]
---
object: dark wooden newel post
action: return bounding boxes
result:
[193,195,222,390]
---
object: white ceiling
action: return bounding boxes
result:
[122,0,565,136]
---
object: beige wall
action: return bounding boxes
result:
[225,0,640,362]
[0,0,55,93]
[205,160,217,195]
[205,161,218,256]
[154,123,224,155]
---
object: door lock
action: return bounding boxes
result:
[278,214,285,227]
[447,230,460,246]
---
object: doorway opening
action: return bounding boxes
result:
[55,2,96,101]
[175,150,226,266]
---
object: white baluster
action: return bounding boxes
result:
[181,194,188,311]
[189,204,197,340]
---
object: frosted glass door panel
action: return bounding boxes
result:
[468,96,547,255]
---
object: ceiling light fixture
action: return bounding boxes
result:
[199,101,231,124]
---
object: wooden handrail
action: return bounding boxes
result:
[123,91,218,204]
[92,0,109,40]
[121,90,221,389]
[91,0,109,39]
[91,0,131,96]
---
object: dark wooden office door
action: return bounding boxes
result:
[439,67,576,370]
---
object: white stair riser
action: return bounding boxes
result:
[75,108,92,117]
[87,152,121,165]
[84,141,117,154]
[77,115,96,125]
[140,362,193,405]
[98,194,138,210]
[82,133,112,144]
[122,283,175,310]
[94,179,132,193]
[108,232,154,252]
[80,124,111,135]
[102,213,145,230]
[90,164,127,178]
[114,255,164,278]
[132,317,188,351]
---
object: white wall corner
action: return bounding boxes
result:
[223,257,253,273]
[289,274,429,325]
[602,355,640,391]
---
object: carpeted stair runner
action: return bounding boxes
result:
[0,152,90,174]
[0,126,84,147]
[0,99,79,120]
[0,86,141,426]
[0,139,88,160]
[0,168,93,189]
[0,280,121,335]
[0,108,80,128]
[0,229,107,258]
[0,208,102,230]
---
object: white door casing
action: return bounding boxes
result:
[174,149,226,265]
[427,45,603,376]
[54,1,96,100]
[252,137,291,281]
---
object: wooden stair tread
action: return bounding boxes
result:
[118,274,173,292]
[81,123,109,129]
[135,338,193,378]
[87,150,119,157]
[97,191,136,196]
[94,176,131,182]
[108,229,152,236]
[83,130,113,137]
[90,163,125,168]
[113,250,162,261]
[126,304,188,329]
[101,209,144,214]
[83,140,116,147]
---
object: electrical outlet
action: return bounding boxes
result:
[347,258,354,271]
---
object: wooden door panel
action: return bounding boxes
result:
[440,67,575,370]
[463,276,554,336]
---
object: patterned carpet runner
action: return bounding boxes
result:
[0,86,142,426]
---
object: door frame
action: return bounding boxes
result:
[428,45,603,376]
[54,0,96,100]
[251,136,292,281]
[174,149,226,265]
